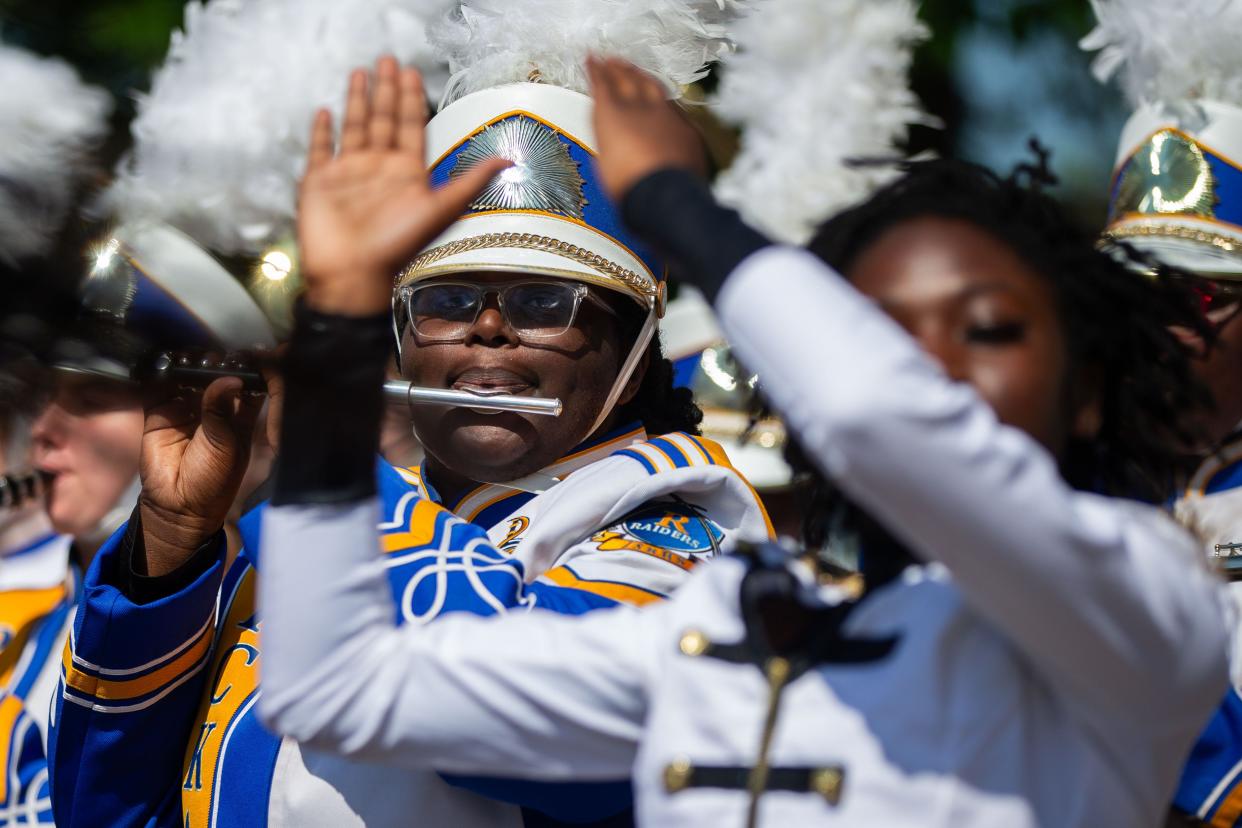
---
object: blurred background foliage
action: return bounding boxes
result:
[0,0,1125,226]
[912,0,1126,227]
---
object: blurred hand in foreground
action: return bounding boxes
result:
[586,55,709,204]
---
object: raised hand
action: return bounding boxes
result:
[297,56,510,317]
[138,378,262,575]
[585,55,709,204]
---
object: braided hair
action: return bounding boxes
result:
[612,299,703,436]
[786,151,1210,549]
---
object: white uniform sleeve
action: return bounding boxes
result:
[258,499,655,778]
[716,246,1229,728]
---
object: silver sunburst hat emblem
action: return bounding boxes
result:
[451,116,587,220]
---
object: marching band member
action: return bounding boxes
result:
[256,28,1229,828]
[0,41,110,828]
[34,225,276,826]
[0,373,67,828]
[48,2,768,826]
[1083,2,1242,823]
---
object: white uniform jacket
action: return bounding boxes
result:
[259,247,1229,827]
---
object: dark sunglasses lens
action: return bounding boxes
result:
[506,283,579,335]
[410,285,480,338]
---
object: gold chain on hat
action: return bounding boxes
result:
[1105,223,1242,254]
[398,232,658,299]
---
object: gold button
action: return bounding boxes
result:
[679,629,709,657]
[766,656,791,685]
[663,756,693,793]
[810,767,843,805]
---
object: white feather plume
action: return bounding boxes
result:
[712,0,927,244]
[0,44,111,266]
[1081,0,1242,108]
[106,0,456,257]
[429,0,751,104]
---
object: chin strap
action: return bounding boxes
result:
[391,286,407,359]
[587,306,658,438]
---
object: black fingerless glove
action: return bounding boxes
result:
[271,302,392,505]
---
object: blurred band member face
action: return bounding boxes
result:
[30,375,143,543]
[1168,279,1242,446]
[846,217,1100,458]
[0,405,51,550]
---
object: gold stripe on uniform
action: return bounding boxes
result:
[61,621,213,703]
[0,695,22,802]
[542,566,663,606]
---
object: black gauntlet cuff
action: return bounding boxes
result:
[271,301,392,506]
[117,506,225,604]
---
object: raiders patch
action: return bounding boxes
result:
[614,505,724,556]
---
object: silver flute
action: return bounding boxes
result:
[383,381,562,416]
[148,353,562,417]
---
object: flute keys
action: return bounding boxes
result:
[0,471,46,509]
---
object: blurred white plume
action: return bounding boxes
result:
[429,0,752,104]
[712,0,928,244]
[0,44,111,266]
[1081,0,1242,108]
[106,0,456,256]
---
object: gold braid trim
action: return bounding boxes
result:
[398,232,658,298]
[1105,223,1242,255]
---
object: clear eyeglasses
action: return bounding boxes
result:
[396,280,617,342]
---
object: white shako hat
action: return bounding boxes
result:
[0,44,262,381]
[70,223,277,382]
[396,83,666,435]
[1104,103,1242,277]
[1084,0,1242,279]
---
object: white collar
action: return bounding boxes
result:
[0,533,73,592]
[405,425,649,527]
